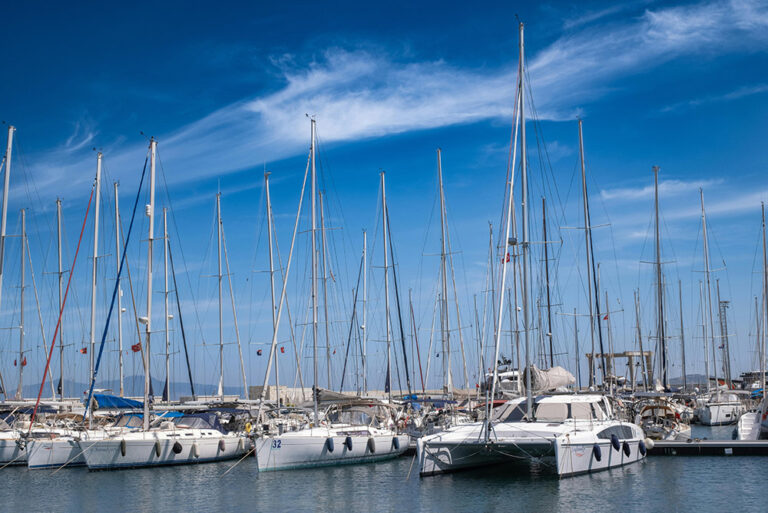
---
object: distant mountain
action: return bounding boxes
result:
[19,375,243,401]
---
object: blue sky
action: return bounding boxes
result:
[2,0,768,397]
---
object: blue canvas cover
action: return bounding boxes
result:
[93,393,143,409]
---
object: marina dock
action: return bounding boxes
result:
[649,439,768,456]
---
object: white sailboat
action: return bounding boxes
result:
[79,138,248,470]
[253,118,407,471]
[418,22,647,478]
[419,394,647,477]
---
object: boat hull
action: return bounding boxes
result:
[80,433,247,470]
[699,402,745,426]
[27,438,85,469]
[255,430,409,471]
[0,436,26,466]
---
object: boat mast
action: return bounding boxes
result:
[56,199,64,399]
[319,191,333,389]
[115,183,124,397]
[216,192,224,397]
[362,230,367,395]
[265,171,280,406]
[699,280,710,390]
[700,189,717,391]
[485,22,522,439]
[143,138,156,431]
[381,171,393,403]
[678,280,687,391]
[517,21,534,418]
[437,149,452,396]
[89,152,102,420]
[0,126,14,398]
[163,208,170,401]
[653,166,668,389]
[578,121,597,388]
[311,119,320,423]
[542,197,553,367]
[15,209,25,399]
[762,203,767,395]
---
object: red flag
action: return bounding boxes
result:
[21,357,26,367]
[332,349,336,355]
[603,314,609,320]
[79,347,87,354]
[131,343,141,352]
[13,359,16,367]
[504,253,510,263]
[257,349,263,356]
[280,346,285,354]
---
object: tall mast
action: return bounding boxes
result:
[635,290,648,391]
[361,230,367,394]
[437,149,452,396]
[700,189,717,391]
[56,199,65,399]
[678,280,686,390]
[0,127,15,388]
[381,171,393,403]
[216,192,224,397]
[578,120,597,387]
[653,166,667,389]
[486,22,522,439]
[700,279,710,390]
[319,191,333,389]
[518,21,534,417]
[265,172,280,407]
[762,203,767,395]
[115,183,124,397]
[90,152,102,415]
[716,280,731,387]
[163,208,170,401]
[16,209,25,399]
[311,119,320,422]
[143,138,156,431]
[542,197,553,367]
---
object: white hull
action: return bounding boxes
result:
[0,433,25,465]
[737,412,761,440]
[699,402,745,426]
[80,431,248,470]
[27,436,86,469]
[419,396,647,477]
[255,426,408,471]
[418,433,646,477]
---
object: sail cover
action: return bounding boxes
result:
[93,393,143,409]
[524,365,576,393]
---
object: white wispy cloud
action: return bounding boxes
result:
[20,0,768,197]
[662,83,768,112]
[600,178,723,201]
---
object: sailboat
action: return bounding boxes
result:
[252,118,407,471]
[694,191,746,426]
[418,23,648,478]
[738,205,768,440]
[78,138,248,470]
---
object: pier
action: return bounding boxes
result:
[649,439,768,456]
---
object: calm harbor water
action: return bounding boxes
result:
[1,426,759,512]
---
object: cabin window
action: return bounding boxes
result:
[534,402,568,422]
[569,402,593,420]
